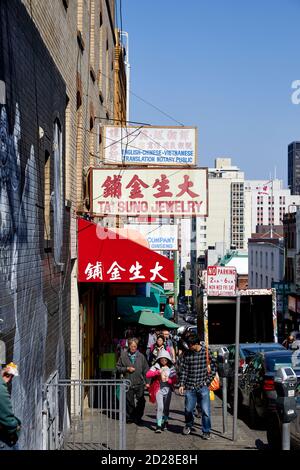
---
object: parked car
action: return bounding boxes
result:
[176,325,197,337]
[227,342,286,374]
[227,343,286,408]
[178,304,187,314]
[235,349,300,448]
[183,313,196,324]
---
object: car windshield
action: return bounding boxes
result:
[265,351,300,372]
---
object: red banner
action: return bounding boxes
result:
[78,218,174,283]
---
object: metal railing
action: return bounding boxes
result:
[42,378,130,450]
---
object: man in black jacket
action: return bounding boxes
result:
[116,338,149,424]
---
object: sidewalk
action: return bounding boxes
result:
[126,390,268,450]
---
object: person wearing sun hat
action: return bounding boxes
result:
[0,362,21,450]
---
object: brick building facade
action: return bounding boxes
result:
[0,0,70,449]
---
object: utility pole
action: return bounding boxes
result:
[232,291,241,441]
[174,251,179,324]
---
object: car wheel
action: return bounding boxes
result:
[249,395,259,428]
[266,412,281,449]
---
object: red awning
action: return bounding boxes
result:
[78,218,174,283]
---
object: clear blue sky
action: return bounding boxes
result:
[121,0,300,184]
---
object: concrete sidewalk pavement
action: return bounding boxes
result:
[126,390,268,450]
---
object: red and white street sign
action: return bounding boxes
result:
[207,266,237,297]
[78,218,174,283]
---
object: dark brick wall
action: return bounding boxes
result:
[0,0,71,449]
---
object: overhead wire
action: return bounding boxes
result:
[97,67,185,127]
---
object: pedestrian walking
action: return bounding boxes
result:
[149,334,171,366]
[282,331,300,349]
[146,328,157,362]
[161,329,175,362]
[178,335,217,440]
[116,338,149,424]
[146,350,177,433]
[176,329,202,419]
[0,363,21,450]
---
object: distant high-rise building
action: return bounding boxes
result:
[199,158,249,254]
[197,158,300,259]
[288,142,300,195]
[244,179,300,233]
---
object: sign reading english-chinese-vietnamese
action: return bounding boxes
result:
[91,168,207,216]
[103,126,197,166]
[207,266,237,297]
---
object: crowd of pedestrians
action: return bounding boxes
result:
[116,327,217,439]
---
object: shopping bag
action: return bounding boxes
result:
[206,345,220,392]
[209,372,220,391]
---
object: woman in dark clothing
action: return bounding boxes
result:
[116,338,149,424]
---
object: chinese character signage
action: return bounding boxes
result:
[78,218,174,283]
[91,168,207,216]
[207,266,237,297]
[124,224,178,251]
[103,126,197,166]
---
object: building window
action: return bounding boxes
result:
[271,252,274,270]
[265,252,268,269]
[256,273,258,286]
[266,276,268,287]
[44,150,51,242]
[53,119,63,265]
[260,252,262,268]
[96,124,101,158]
[260,274,263,288]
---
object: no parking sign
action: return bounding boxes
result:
[207,266,237,296]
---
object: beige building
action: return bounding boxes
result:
[197,158,249,257]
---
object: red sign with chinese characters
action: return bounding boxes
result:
[78,218,174,283]
[207,266,237,297]
[91,168,207,216]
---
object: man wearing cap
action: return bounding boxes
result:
[0,363,21,450]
